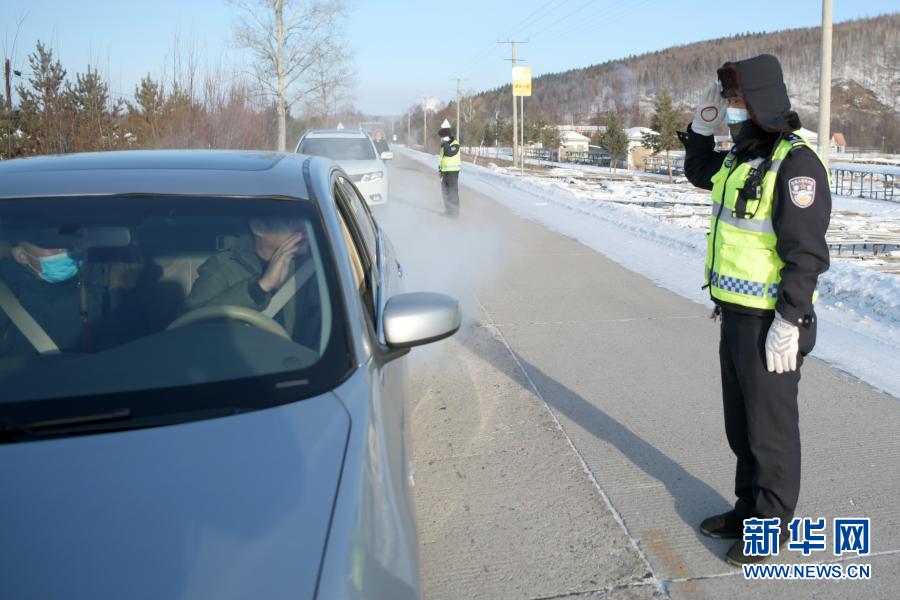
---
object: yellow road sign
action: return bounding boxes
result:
[512,66,532,97]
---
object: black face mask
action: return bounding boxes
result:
[729,121,753,145]
[730,119,778,158]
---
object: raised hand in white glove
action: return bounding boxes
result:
[765,312,800,373]
[691,83,728,136]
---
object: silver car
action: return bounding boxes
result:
[0,150,459,599]
[296,130,392,205]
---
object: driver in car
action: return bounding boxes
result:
[0,233,95,355]
[182,218,321,345]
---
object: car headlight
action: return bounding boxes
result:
[356,171,384,183]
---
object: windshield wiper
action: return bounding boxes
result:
[0,407,239,444]
[28,408,132,431]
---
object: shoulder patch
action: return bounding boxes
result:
[788,176,816,208]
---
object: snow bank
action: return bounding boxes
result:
[399,146,900,398]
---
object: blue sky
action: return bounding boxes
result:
[3,1,897,115]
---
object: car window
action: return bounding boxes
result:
[337,209,366,296]
[337,177,378,268]
[0,197,351,411]
[333,183,376,320]
[298,137,376,161]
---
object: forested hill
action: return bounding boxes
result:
[467,13,899,150]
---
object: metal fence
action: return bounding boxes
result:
[525,148,554,162]
[643,156,685,176]
[563,151,611,167]
[830,164,898,202]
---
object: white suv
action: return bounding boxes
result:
[296,129,392,205]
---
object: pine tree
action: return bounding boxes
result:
[71,66,121,152]
[540,125,560,152]
[481,122,494,146]
[600,110,629,173]
[642,89,680,182]
[16,41,75,155]
[126,75,164,146]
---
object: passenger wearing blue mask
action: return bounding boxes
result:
[12,241,80,283]
[0,235,95,355]
[678,54,832,567]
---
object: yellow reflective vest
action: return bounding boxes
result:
[439,139,462,172]
[705,133,826,309]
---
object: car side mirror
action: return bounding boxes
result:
[383,292,460,349]
[380,152,394,161]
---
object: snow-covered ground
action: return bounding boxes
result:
[399,146,900,399]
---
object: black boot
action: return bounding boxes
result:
[700,510,743,539]
[725,530,790,566]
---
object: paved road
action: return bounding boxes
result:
[372,155,900,599]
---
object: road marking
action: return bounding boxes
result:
[478,298,665,596]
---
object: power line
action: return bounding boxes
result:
[499,0,574,42]
[458,0,574,78]
[554,0,661,40]
[458,0,568,69]
[521,0,597,41]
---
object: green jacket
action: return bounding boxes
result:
[183,236,320,344]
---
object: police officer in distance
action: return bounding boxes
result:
[679,54,832,566]
[437,119,462,218]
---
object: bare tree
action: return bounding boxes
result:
[302,39,353,128]
[459,89,480,146]
[231,0,349,151]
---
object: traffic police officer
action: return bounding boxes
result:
[437,119,462,217]
[679,54,832,566]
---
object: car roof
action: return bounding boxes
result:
[301,129,370,139]
[0,150,321,201]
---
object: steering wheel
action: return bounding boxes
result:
[166,305,291,340]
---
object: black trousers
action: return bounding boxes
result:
[440,171,460,215]
[719,309,816,523]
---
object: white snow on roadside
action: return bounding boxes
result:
[399,146,900,399]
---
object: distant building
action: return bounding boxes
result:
[832,132,847,153]
[559,130,590,160]
[557,125,605,136]
[625,127,656,169]
[712,129,847,154]
[785,128,846,154]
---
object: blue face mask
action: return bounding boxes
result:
[26,251,80,283]
[725,107,749,125]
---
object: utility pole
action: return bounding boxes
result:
[407,112,411,145]
[4,59,12,159]
[4,59,11,113]
[499,40,527,168]
[521,95,525,173]
[817,0,832,166]
[421,96,428,148]
[449,77,465,142]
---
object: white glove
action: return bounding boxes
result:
[765,312,800,373]
[691,83,728,136]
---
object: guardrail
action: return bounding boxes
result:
[830,163,898,202]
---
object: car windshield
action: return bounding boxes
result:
[298,137,376,160]
[0,196,351,418]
